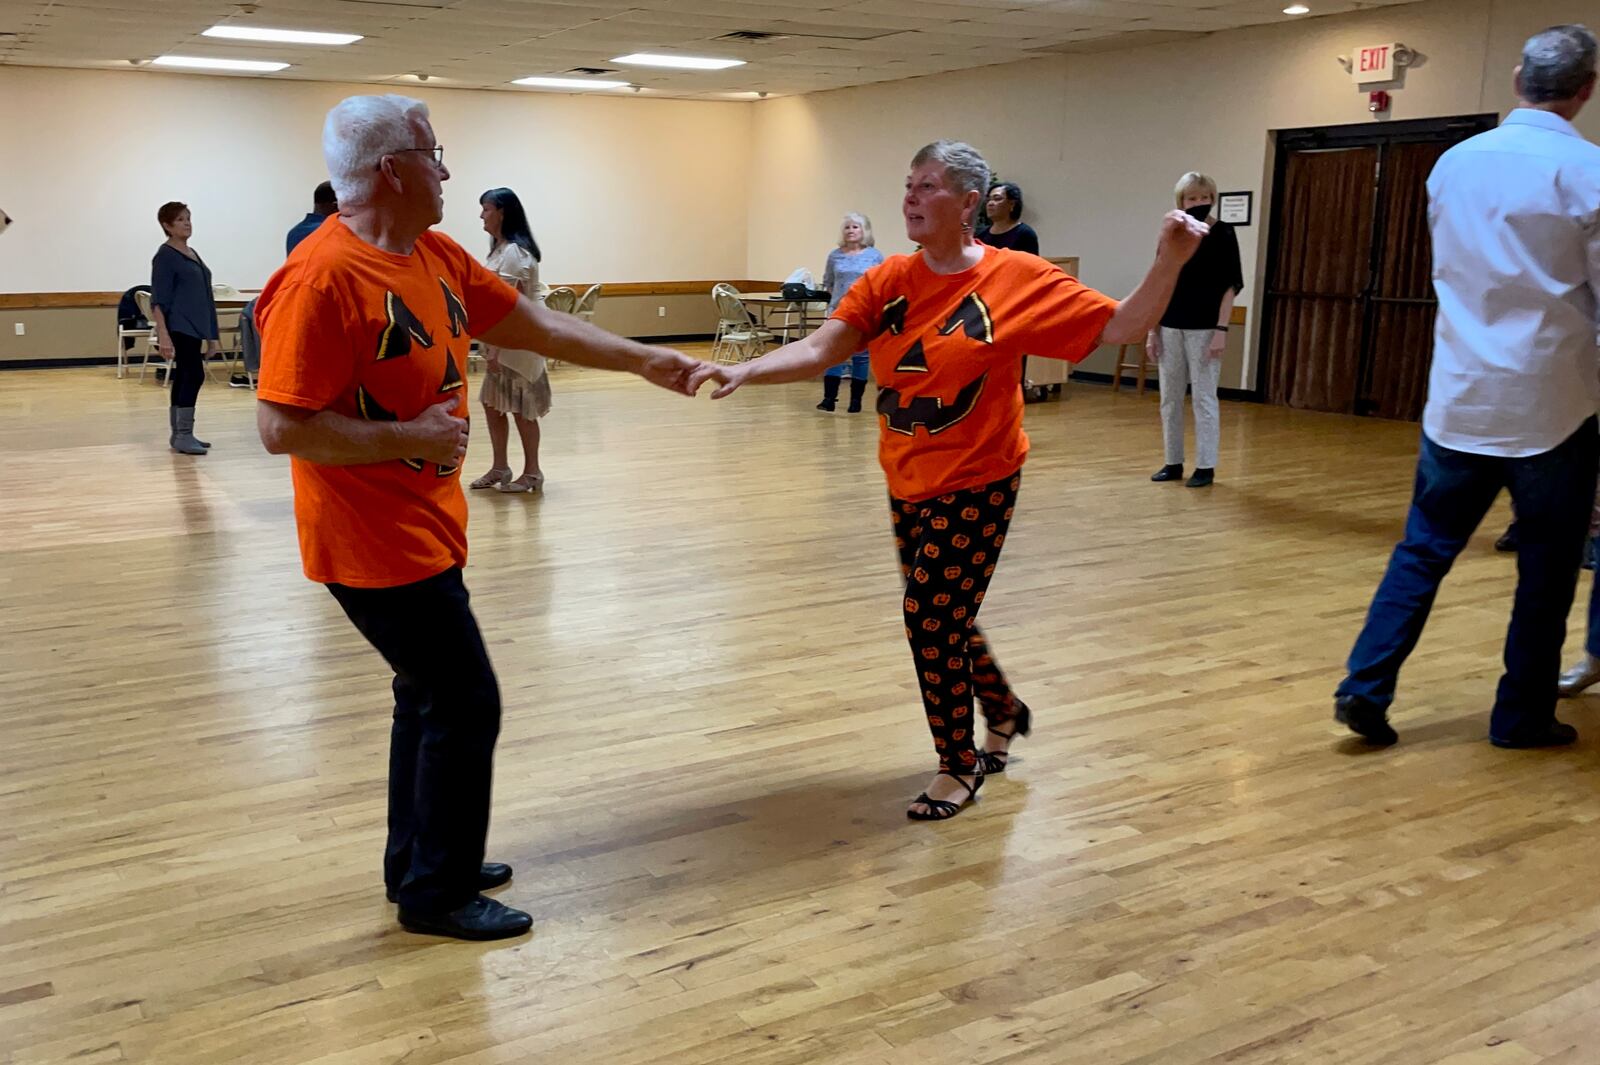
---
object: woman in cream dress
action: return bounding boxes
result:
[471,187,553,493]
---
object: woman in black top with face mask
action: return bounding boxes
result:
[1147,172,1243,488]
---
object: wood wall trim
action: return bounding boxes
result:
[0,281,789,311]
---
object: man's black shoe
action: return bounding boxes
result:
[1335,695,1398,746]
[398,895,532,941]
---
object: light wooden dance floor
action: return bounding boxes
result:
[5,350,1600,1065]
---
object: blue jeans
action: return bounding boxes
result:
[1338,418,1597,741]
[824,352,869,380]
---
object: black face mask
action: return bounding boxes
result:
[1184,203,1213,222]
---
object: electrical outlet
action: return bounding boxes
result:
[657,306,666,317]
[12,322,22,336]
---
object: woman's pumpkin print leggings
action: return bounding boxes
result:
[890,468,1023,774]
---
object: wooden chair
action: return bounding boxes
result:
[1111,341,1153,395]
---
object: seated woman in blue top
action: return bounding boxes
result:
[151,201,221,456]
[817,213,886,413]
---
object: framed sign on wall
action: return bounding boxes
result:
[1218,191,1253,226]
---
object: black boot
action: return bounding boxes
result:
[847,377,867,413]
[817,376,840,411]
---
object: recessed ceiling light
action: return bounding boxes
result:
[1283,4,1311,13]
[512,76,630,90]
[151,55,290,72]
[203,26,362,46]
[611,53,745,70]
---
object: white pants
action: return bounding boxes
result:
[1158,327,1222,469]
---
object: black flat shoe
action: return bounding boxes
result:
[907,770,984,821]
[979,700,1032,775]
[1494,524,1519,553]
[1185,467,1214,488]
[388,862,512,903]
[398,895,532,940]
[1335,695,1398,746]
[1150,464,1184,482]
[1490,721,1578,749]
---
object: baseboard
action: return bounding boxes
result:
[1,356,121,370]
[1068,370,1258,403]
[629,333,716,344]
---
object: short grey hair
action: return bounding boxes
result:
[1520,24,1598,103]
[839,212,875,248]
[322,94,432,207]
[910,141,991,202]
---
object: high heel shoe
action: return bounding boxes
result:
[906,770,984,821]
[978,700,1031,775]
[1558,658,1600,698]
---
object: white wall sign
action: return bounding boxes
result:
[1354,43,1397,84]
[1218,192,1252,226]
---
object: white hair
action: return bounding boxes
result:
[322,94,431,207]
[910,141,991,201]
[839,212,875,248]
[1521,24,1597,103]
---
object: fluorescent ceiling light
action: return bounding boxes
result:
[512,76,630,90]
[612,53,745,70]
[151,55,290,72]
[203,26,362,46]
[1283,4,1311,13]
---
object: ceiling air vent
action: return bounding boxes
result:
[717,31,789,43]
[567,67,618,75]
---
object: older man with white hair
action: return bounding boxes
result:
[1335,25,1600,750]
[254,95,700,940]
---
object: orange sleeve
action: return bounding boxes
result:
[256,283,357,411]
[432,234,520,337]
[1018,261,1120,364]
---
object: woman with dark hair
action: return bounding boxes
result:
[151,202,221,455]
[690,142,1205,820]
[980,183,1038,255]
[470,187,552,494]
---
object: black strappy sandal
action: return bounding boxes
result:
[978,700,1032,775]
[907,770,984,821]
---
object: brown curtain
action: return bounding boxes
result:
[1265,147,1377,413]
[1363,141,1448,421]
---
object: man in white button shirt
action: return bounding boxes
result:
[1336,24,1600,749]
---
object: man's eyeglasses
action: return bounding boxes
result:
[378,145,445,170]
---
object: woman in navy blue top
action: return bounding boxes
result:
[151,201,220,455]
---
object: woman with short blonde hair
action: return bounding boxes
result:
[815,212,885,412]
[1147,170,1243,488]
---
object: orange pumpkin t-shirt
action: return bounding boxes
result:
[831,245,1119,502]
[255,221,520,588]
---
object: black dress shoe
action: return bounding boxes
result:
[1490,721,1578,749]
[387,862,513,903]
[1335,695,1398,746]
[1151,464,1184,482]
[1185,467,1215,488]
[1494,524,1519,553]
[398,895,533,941]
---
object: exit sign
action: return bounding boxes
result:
[1354,43,1397,83]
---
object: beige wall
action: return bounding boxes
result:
[0,66,752,295]
[6,0,1599,368]
[747,0,1600,390]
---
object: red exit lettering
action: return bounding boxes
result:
[1360,46,1389,72]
